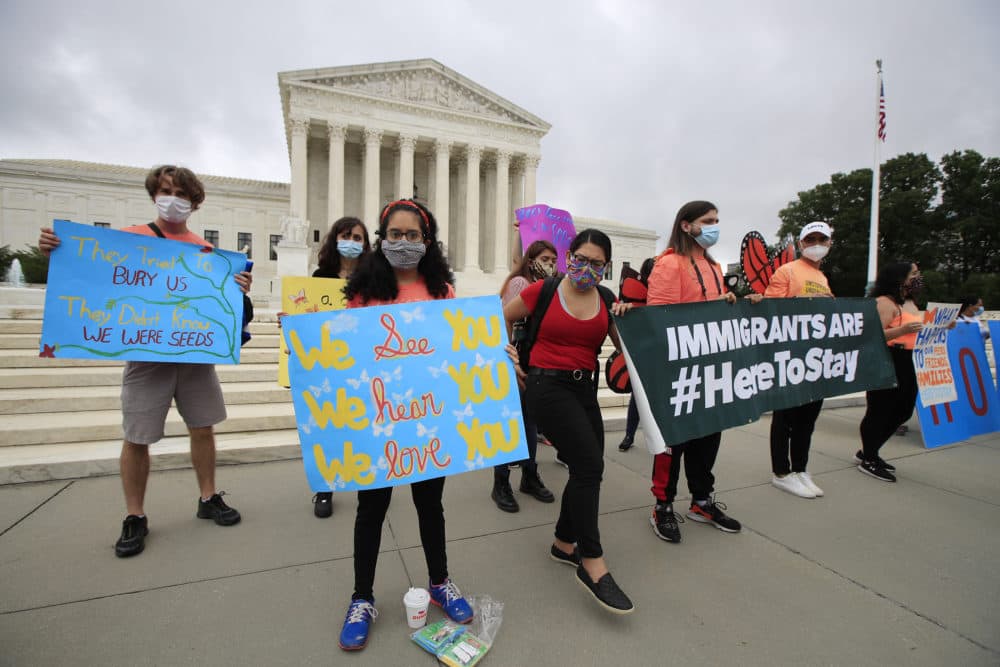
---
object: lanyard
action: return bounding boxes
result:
[689,255,722,301]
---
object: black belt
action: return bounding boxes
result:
[528,367,593,381]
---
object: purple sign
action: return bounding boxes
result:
[515,204,577,273]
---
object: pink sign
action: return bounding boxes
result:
[515,204,577,273]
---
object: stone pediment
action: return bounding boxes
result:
[280,59,550,131]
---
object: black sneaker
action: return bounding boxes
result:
[313,492,333,518]
[853,450,896,472]
[520,472,555,503]
[650,502,683,543]
[618,435,634,452]
[857,459,896,482]
[575,565,634,614]
[115,514,148,558]
[491,481,520,513]
[197,492,241,525]
[687,498,741,533]
[550,544,581,567]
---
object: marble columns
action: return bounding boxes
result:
[362,128,383,226]
[327,123,346,223]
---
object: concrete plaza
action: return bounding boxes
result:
[1,407,998,666]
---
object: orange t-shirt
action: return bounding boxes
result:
[647,252,724,305]
[888,308,921,350]
[764,259,833,298]
[123,223,212,248]
[347,278,455,308]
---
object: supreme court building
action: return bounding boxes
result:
[0,59,657,299]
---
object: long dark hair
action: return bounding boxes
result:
[500,239,557,297]
[316,217,370,277]
[665,200,718,262]
[344,199,454,304]
[569,228,612,270]
[869,261,914,303]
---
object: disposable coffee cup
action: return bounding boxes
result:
[403,587,430,629]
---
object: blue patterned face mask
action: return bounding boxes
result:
[566,256,604,290]
[337,240,364,258]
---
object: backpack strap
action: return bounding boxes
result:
[147,222,166,238]
[594,285,617,392]
[517,275,561,371]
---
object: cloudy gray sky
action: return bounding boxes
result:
[2,0,998,265]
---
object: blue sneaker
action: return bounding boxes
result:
[338,599,378,651]
[429,579,474,624]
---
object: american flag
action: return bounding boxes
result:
[877,80,886,142]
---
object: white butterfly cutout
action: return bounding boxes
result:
[392,388,413,403]
[427,360,450,378]
[399,307,425,324]
[416,422,438,438]
[373,421,395,437]
[300,414,318,435]
[464,454,486,471]
[380,366,403,383]
[346,369,370,390]
[376,456,389,471]
[473,353,493,369]
[453,404,474,421]
[501,405,522,420]
[326,313,360,335]
[309,377,331,397]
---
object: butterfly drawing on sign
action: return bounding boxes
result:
[380,366,403,383]
[392,388,413,403]
[427,360,450,378]
[416,422,438,438]
[464,454,486,471]
[473,353,493,369]
[373,421,395,437]
[346,369,370,390]
[740,231,797,295]
[501,404,521,420]
[453,403,474,422]
[289,288,308,306]
[375,456,389,472]
[300,414,318,435]
[399,307,425,324]
[327,313,360,335]
[309,378,331,397]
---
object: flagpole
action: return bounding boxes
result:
[866,59,884,294]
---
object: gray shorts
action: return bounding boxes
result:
[121,361,227,445]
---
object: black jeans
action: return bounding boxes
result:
[624,395,639,439]
[526,373,605,558]
[352,477,447,601]
[769,399,824,475]
[494,389,538,482]
[860,346,917,461]
[650,432,722,503]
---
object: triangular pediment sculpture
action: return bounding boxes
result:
[280,59,550,130]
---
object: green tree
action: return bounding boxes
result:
[937,150,1000,290]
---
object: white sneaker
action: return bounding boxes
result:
[796,472,824,497]
[771,473,815,498]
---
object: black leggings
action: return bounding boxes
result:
[526,374,605,558]
[769,400,824,475]
[859,346,918,461]
[352,477,447,601]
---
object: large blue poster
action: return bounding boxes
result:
[40,219,246,364]
[282,295,529,492]
[915,324,1000,448]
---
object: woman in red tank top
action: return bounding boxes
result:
[856,262,924,482]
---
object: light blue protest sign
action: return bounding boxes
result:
[40,219,246,364]
[915,324,1000,448]
[282,295,529,492]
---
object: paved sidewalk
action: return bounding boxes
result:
[1,407,998,666]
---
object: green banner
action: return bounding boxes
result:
[614,298,897,450]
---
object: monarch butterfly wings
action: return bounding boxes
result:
[740,231,796,294]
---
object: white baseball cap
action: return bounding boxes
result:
[799,221,832,240]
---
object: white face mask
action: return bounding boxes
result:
[801,244,829,262]
[155,195,193,224]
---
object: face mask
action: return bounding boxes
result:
[974,306,984,317]
[904,275,924,297]
[337,240,364,259]
[692,224,719,249]
[801,245,830,262]
[154,195,192,224]
[566,256,603,290]
[381,239,426,270]
[530,259,555,279]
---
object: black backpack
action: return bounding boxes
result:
[516,275,616,392]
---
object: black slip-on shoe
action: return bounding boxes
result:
[575,565,634,614]
[550,544,581,567]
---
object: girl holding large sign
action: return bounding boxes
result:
[645,201,757,542]
[337,199,473,651]
[504,229,636,614]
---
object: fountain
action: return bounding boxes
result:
[5,258,25,287]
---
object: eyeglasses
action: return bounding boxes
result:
[385,229,424,242]
[571,253,606,271]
